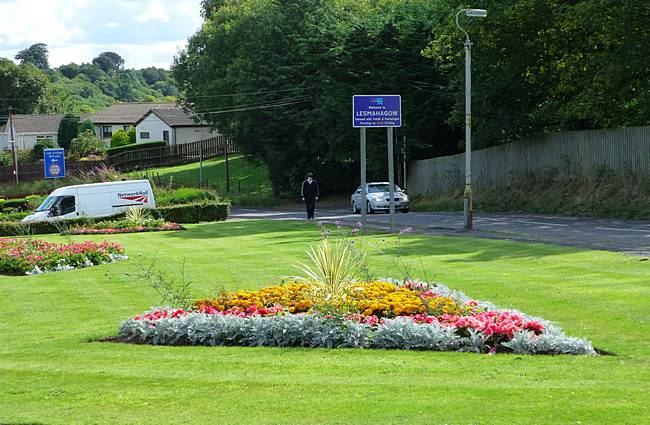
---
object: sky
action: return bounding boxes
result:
[0,0,204,70]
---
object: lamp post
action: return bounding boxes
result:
[455,8,487,231]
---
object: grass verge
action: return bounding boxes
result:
[412,176,650,219]
[0,220,648,424]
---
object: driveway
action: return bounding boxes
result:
[230,207,650,256]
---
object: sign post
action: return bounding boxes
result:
[44,148,66,180]
[353,95,402,233]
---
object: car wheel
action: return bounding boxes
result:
[352,201,359,214]
[366,201,374,214]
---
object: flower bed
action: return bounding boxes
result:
[0,238,127,275]
[118,280,596,355]
[67,223,184,235]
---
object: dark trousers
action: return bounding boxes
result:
[305,198,316,219]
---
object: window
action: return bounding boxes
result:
[162,130,169,142]
[124,126,130,131]
[140,132,150,139]
[102,126,112,138]
[59,196,76,215]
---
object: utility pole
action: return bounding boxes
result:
[402,136,407,190]
[8,106,18,184]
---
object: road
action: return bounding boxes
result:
[230,207,650,255]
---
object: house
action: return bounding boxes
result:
[90,102,178,140]
[0,114,64,150]
[134,108,220,145]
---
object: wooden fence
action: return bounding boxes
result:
[407,126,650,197]
[107,136,238,172]
[0,159,107,184]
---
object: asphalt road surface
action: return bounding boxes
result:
[230,207,650,256]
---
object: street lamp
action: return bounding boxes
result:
[455,8,487,231]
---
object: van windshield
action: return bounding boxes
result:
[36,196,62,212]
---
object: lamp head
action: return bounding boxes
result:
[465,9,487,18]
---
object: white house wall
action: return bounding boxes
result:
[136,114,173,143]
[0,131,58,150]
[174,126,220,145]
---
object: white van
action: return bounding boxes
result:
[22,180,156,223]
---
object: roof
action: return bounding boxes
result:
[135,108,208,128]
[2,114,64,134]
[90,102,179,124]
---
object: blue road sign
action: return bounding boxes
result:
[44,148,65,179]
[353,95,402,128]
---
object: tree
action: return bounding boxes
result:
[0,59,49,123]
[173,0,455,194]
[15,43,49,69]
[92,52,125,73]
[80,119,95,133]
[59,63,81,79]
[57,114,80,150]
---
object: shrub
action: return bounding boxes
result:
[0,198,28,211]
[106,141,166,155]
[154,201,229,223]
[110,129,131,148]
[0,150,11,166]
[154,187,220,206]
[30,137,58,162]
[70,129,106,159]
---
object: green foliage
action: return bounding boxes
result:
[172,0,454,194]
[92,52,125,73]
[79,119,95,133]
[127,126,136,144]
[110,129,131,148]
[56,114,80,150]
[30,137,58,161]
[0,150,12,167]
[0,59,49,118]
[154,201,230,223]
[154,187,220,206]
[14,43,49,69]
[106,140,166,155]
[70,129,106,159]
[0,198,29,210]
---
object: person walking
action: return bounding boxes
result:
[301,172,319,219]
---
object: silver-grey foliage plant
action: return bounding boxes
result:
[118,310,596,355]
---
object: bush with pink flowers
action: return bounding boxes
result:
[0,238,127,275]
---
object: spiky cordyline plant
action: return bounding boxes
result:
[125,207,150,227]
[293,238,364,304]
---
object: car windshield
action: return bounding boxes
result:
[36,196,62,212]
[368,184,402,193]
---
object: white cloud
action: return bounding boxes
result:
[0,0,202,68]
[136,1,171,24]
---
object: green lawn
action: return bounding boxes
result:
[132,154,272,195]
[1,220,649,424]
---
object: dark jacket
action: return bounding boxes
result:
[301,179,319,200]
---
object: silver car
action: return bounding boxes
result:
[351,182,409,214]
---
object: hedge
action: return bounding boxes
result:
[0,202,229,235]
[0,198,28,210]
[106,141,167,155]
[155,201,230,223]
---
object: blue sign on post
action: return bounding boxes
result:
[353,95,402,128]
[44,148,65,179]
